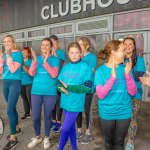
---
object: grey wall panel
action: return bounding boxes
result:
[0,0,150,33]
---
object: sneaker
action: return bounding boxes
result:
[76,132,83,140]
[125,143,134,150]
[80,134,92,144]
[7,128,22,140]
[50,121,56,130]
[53,122,62,133]
[3,139,19,150]
[28,137,43,148]
[43,137,50,150]
[21,114,31,120]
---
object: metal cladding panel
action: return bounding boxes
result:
[0,0,150,33]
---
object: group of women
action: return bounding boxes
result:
[0,34,149,150]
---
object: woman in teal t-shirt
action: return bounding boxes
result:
[0,35,23,150]
[21,47,33,120]
[76,37,97,144]
[94,40,136,150]
[124,37,146,150]
[27,38,60,150]
[57,42,92,150]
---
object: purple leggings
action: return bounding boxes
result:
[58,111,79,150]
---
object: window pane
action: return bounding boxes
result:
[0,35,4,43]
[12,32,25,40]
[27,40,41,55]
[17,42,26,50]
[28,29,45,38]
[49,25,72,35]
[58,37,74,50]
[114,10,150,31]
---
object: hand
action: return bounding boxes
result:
[31,48,37,61]
[5,49,11,56]
[111,57,116,78]
[125,58,132,75]
[60,87,69,95]
[60,80,68,88]
[44,50,50,63]
[51,47,57,56]
[140,71,150,87]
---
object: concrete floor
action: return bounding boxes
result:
[0,80,150,150]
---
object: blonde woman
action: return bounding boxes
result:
[0,35,23,150]
[76,37,97,144]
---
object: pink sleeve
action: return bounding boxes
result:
[43,61,59,78]
[6,57,21,73]
[96,76,116,99]
[0,57,4,74]
[124,74,137,96]
[28,60,37,76]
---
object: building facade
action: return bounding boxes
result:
[0,0,150,100]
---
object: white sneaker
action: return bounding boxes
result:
[43,137,50,150]
[28,137,43,148]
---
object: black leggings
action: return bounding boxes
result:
[76,93,93,129]
[52,92,62,121]
[100,118,131,150]
[21,84,32,115]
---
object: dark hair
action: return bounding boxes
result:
[22,47,32,59]
[123,37,137,68]
[67,42,82,53]
[101,40,122,60]
[41,38,53,47]
[49,35,58,41]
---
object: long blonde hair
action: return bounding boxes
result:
[3,35,18,50]
[78,37,92,52]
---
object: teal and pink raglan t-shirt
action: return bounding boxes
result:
[29,55,60,96]
[58,60,92,112]
[94,64,136,120]
[2,51,23,80]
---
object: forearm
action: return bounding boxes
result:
[43,61,59,78]
[96,76,116,99]
[6,57,21,73]
[28,60,37,76]
[22,65,29,74]
[124,74,137,96]
[57,80,92,93]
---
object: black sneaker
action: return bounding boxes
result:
[3,139,19,150]
[21,114,31,120]
[7,128,22,140]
